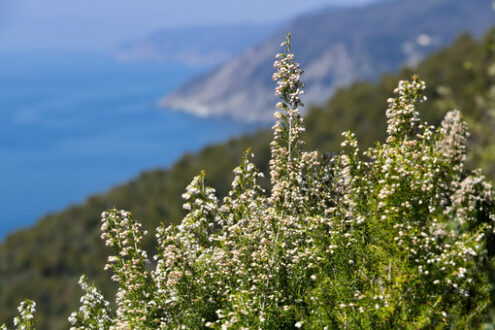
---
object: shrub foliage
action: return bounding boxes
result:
[3,34,495,329]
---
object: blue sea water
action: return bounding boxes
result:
[0,51,261,239]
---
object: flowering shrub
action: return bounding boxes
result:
[3,34,495,329]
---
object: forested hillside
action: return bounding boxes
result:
[0,29,494,329]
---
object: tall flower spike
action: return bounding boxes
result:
[270,33,306,204]
[385,75,426,144]
[221,149,264,225]
[100,209,151,325]
[439,110,469,173]
[180,170,219,246]
[68,275,112,329]
[10,300,36,330]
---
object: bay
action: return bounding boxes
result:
[0,51,261,238]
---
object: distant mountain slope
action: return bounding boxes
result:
[116,24,277,67]
[162,0,495,122]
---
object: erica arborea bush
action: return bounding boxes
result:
[3,34,495,330]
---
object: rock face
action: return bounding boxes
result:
[117,25,277,67]
[161,0,495,122]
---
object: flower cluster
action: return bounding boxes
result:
[99,209,152,328]
[1,300,36,330]
[68,276,112,329]
[3,34,495,329]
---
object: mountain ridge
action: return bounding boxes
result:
[161,0,495,122]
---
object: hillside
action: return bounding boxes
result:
[116,24,277,67]
[1,29,494,329]
[162,0,495,122]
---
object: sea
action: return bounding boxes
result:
[0,51,261,239]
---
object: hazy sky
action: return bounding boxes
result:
[0,0,375,51]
